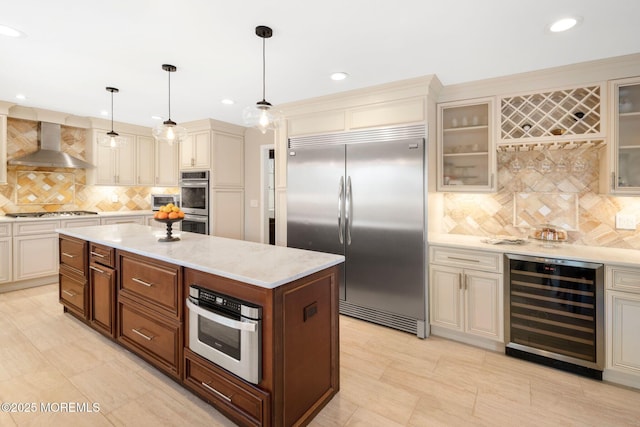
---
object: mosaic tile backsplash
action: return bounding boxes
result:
[1,118,177,215]
[442,145,640,250]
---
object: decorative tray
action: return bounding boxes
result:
[481,236,527,245]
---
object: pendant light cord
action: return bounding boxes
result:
[262,36,266,102]
[167,69,172,120]
[110,90,114,132]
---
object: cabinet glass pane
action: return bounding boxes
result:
[439,101,491,190]
[443,153,489,186]
[617,83,640,188]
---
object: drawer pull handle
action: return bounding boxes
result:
[132,277,153,287]
[62,252,75,258]
[90,265,105,274]
[201,382,232,402]
[90,251,105,258]
[62,290,76,297]
[447,256,480,263]
[131,328,154,341]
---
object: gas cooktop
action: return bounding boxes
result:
[6,210,99,218]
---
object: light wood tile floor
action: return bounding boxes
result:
[1,284,639,426]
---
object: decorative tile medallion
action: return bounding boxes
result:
[16,171,75,205]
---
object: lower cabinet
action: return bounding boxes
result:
[58,235,89,320]
[184,348,270,427]
[429,246,503,345]
[116,250,182,380]
[59,265,89,319]
[14,221,60,281]
[89,243,116,338]
[606,266,640,388]
[118,295,182,379]
[0,236,12,284]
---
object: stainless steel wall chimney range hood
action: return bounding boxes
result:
[8,122,94,168]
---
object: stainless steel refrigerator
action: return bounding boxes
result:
[287,125,426,337]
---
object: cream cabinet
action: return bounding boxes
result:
[13,220,60,281]
[136,135,155,186]
[0,114,7,185]
[437,98,495,192]
[94,133,137,185]
[0,223,12,284]
[429,246,503,346]
[155,138,179,186]
[605,266,640,388]
[609,77,640,194]
[91,128,179,186]
[180,131,210,170]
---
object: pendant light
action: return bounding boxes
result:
[99,87,126,149]
[152,64,187,145]
[242,25,280,134]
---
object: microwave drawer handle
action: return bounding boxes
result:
[186,299,257,332]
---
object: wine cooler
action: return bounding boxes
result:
[505,254,604,379]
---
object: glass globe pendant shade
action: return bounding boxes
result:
[99,130,127,149]
[152,119,188,145]
[242,100,279,134]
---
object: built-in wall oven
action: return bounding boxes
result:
[505,254,604,379]
[180,170,209,234]
[186,284,262,384]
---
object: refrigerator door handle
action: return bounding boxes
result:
[338,176,344,244]
[346,176,352,245]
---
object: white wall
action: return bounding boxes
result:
[243,127,274,242]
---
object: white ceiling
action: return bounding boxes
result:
[1,0,639,129]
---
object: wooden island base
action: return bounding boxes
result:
[58,231,341,427]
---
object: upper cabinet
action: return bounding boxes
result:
[180,131,210,170]
[499,84,605,144]
[93,132,137,185]
[155,138,179,186]
[90,128,179,187]
[437,97,495,192]
[609,76,640,194]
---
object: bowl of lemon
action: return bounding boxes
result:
[153,203,185,242]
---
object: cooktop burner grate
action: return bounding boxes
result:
[6,210,99,218]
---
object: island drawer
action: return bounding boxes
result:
[184,348,270,427]
[607,266,640,294]
[90,243,115,268]
[119,252,181,317]
[430,246,502,272]
[59,235,88,275]
[59,269,87,318]
[118,297,181,379]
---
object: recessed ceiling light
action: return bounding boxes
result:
[549,17,580,33]
[221,99,234,105]
[151,115,163,120]
[15,94,26,100]
[100,110,109,116]
[0,24,25,38]
[330,72,349,81]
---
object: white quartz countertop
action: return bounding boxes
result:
[429,233,640,268]
[57,224,345,289]
[0,210,154,222]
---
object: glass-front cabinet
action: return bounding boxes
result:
[437,97,495,192]
[610,77,640,194]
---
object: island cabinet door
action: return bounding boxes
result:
[89,262,116,338]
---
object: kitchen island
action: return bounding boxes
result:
[56,224,344,427]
